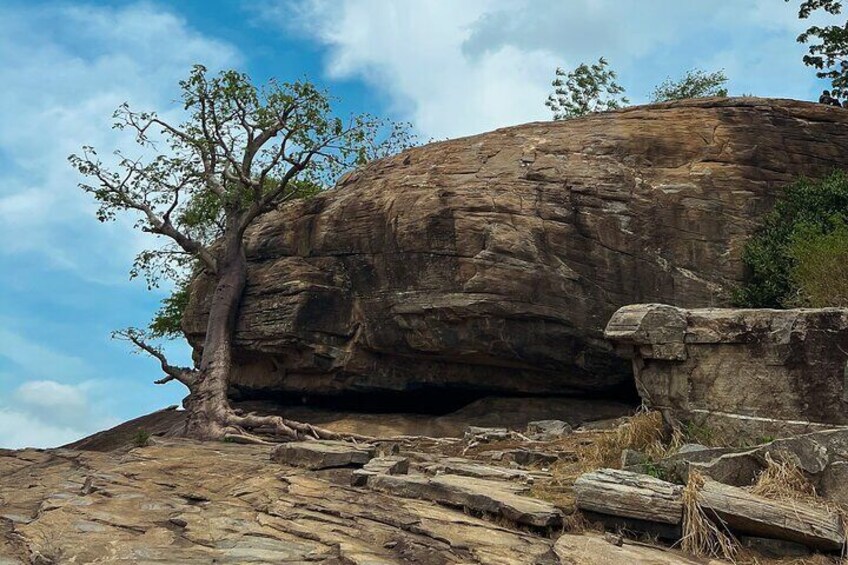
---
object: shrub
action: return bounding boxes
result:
[733,170,848,308]
[132,429,151,447]
[787,218,848,307]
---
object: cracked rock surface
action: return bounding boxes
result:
[183,99,848,398]
[1,439,561,564]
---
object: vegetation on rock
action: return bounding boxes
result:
[734,170,848,308]
[790,0,848,103]
[70,65,415,442]
[545,57,628,120]
[650,69,729,102]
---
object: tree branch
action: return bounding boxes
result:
[114,329,197,387]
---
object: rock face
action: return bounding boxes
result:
[605,304,848,438]
[183,99,848,398]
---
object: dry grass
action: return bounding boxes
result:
[530,408,669,511]
[680,454,847,564]
[577,408,668,471]
[749,452,819,504]
[681,469,739,562]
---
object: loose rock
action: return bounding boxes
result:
[270,440,376,470]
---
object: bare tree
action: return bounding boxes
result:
[70,65,413,442]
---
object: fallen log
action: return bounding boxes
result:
[698,479,845,552]
[574,469,683,525]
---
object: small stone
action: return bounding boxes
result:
[620,449,648,468]
[464,427,510,443]
[271,440,376,470]
[352,456,410,487]
[526,420,572,440]
[603,532,624,547]
[677,443,709,455]
[511,449,560,466]
[362,456,409,475]
[80,476,96,495]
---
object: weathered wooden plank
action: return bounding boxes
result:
[698,479,845,552]
[574,469,683,525]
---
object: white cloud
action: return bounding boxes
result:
[263,0,828,140]
[0,2,241,279]
[15,380,92,429]
[263,0,557,139]
[0,410,85,450]
[0,380,118,449]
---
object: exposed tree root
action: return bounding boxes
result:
[223,410,373,443]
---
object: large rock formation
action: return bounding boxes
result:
[183,98,848,399]
[605,304,848,439]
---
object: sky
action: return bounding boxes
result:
[0,0,836,448]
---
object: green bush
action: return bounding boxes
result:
[132,429,151,448]
[787,218,848,307]
[734,170,848,308]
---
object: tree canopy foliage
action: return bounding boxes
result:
[73,66,414,341]
[70,65,415,441]
[545,57,629,120]
[790,0,848,101]
[733,171,848,308]
[650,69,729,103]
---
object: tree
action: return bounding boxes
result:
[70,65,414,442]
[545,57,629,120]
[733,170,848,308]
[789,0,848,102]
[650,69,729,103]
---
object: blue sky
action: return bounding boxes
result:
[0,0,836,448]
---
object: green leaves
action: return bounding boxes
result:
[149,283,191,338]
[790,0,848,102]
[545,57,629,120]
[71,65,418,342]
[650,69,729,103]
[787,216,848,306]
[734,170,848,307]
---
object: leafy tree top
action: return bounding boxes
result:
[650,69,729,103]
[545,57,629,120]
[70,65,415,338]
[789,0,848,100]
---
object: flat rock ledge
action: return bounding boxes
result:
[270,439,376,469]
[270,440,562,529]
[366,473,563,528]
[605,304,848,440]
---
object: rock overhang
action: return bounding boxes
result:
[182,98,848,402]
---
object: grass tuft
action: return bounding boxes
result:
[681,470,739,562]
[749,452,818,503]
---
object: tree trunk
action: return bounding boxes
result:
[182,232,247,440]
[175,225,368,442]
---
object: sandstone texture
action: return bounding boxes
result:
[606,303,848,438]
[184,99,848,398]
[0,440,559,564]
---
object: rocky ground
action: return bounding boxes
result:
[2,401,845,564]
